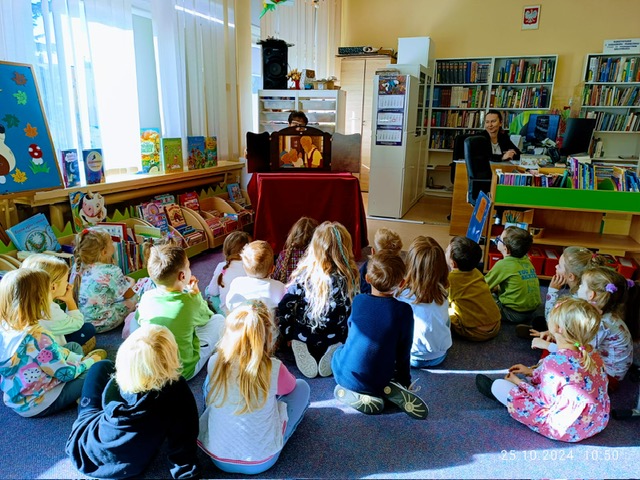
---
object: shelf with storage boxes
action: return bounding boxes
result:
[257,90,346,134]
[483,166,640,280]
[425,55,557,194]
[580,53,640,172]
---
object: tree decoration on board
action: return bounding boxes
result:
[259,0,291,18]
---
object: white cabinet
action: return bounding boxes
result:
[257,89,345,134]
[580,53,640,171]
[368,68,430,218]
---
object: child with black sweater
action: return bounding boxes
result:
[333,252,428,419]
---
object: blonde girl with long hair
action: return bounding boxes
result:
[66,324,201,479]
[476,298,610,442]
[199,300,310,474]
[21,254,96,353]
[0,269,105,418]
[277,221,359,378]
[204,230,252,314]
[73,229,137,332]
[397,236,452,368]
[272,216,318,284]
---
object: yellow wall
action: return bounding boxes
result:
[341,0,640,108]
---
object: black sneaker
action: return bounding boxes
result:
[475,374,498,402]
[334,384,384,415]
[515,324,533,339]
[382,381,429,420]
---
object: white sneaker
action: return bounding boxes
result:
[318,342,342,377]
[291,340,318,378]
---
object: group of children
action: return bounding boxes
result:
[0,217,638,477]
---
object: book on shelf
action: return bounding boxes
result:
[7,213,62,253]
[138,201,170,233]
[140,128,162,174]
[227,183,245,206]
[60,149,81,188]
[161,137,184,173]
[178,191,201,211]
[164,204,188,230]
[93,222,128,242]
[204,136,218,168]
[82,148,105,184]
[187,136,206,170]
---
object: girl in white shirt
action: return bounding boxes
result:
[21,254,96,353]
[198,300,310,474]
[397,236,452,368]
[204,231,251,314]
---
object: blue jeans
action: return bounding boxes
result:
[65,322,96,348]
[34,342,89,417]
[212,379,311,474]
[411,353,447,368]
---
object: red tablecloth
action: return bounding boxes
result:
[247,172,369,259]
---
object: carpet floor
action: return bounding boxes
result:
[1,249,638,479]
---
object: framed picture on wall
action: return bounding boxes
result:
[522,5,541,30]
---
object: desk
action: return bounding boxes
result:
[248,172,368,259]
[14,162,243,231]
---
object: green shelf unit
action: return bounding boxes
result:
[494,185,640,214]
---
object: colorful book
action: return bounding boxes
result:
[187,136,206,170]
[82,148,105,184]
[204,136,218,168]
[140,128,161,174]
[139,201,170,233]
[161,138,184,173]
[164,204,187,229]
[227,182,245,205]
[178,191,201,211]
[6,213,61,253]
[69,190,108,232]
[61,149,81,188]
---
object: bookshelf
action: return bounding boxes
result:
[580,53,640,171]
[483,165,640,279]
[426,55,557,194]
[257,89,346,134]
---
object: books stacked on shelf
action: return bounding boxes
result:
[429,129,480,150]
[164,204,206,247]
[436,60,491,84]
[6,213,62,253]
[568,157,640,191]
[432,86,486,108]
[584,110,640,132]
[430,110,484,128]
[490,85,548,109]
[494,58,555,84]
[587,56,640,83]
[582,85,639,107]
[496,168,568,188]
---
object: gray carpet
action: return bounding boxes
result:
[1,249,638,479]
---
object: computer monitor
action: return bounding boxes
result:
[560,117,597,156]
[524,113,560,145]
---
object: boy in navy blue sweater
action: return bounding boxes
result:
[332,252,428,419]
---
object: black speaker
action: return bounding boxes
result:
[261,39,289,90]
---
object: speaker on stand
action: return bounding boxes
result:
[259,38,292,90]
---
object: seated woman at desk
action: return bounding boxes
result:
[480,110,521,162]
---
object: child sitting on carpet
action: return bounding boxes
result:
[204,231,251,314]
[225,240,286,312]
[0,269,105,418]
[476,297,610,443]
[199,300,310,474]
[273,216,318,285]
[533,266,635,391]
[135,244,224,380]
[397,236,452,368]
[333,252,428,419]
[21,254,96,353]
[66,324,201,479]
[278,221,359,378]
[446,236,501,341]
[484,226,540,324]
[359,227,403,295]
[73,229,138,333]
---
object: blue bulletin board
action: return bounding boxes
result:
[0,61,63,196]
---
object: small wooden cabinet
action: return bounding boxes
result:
[338,54,396,191]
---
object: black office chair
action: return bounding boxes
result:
[464,135,492,206]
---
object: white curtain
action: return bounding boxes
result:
[152,0,239,161]
[260,0,341,80]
